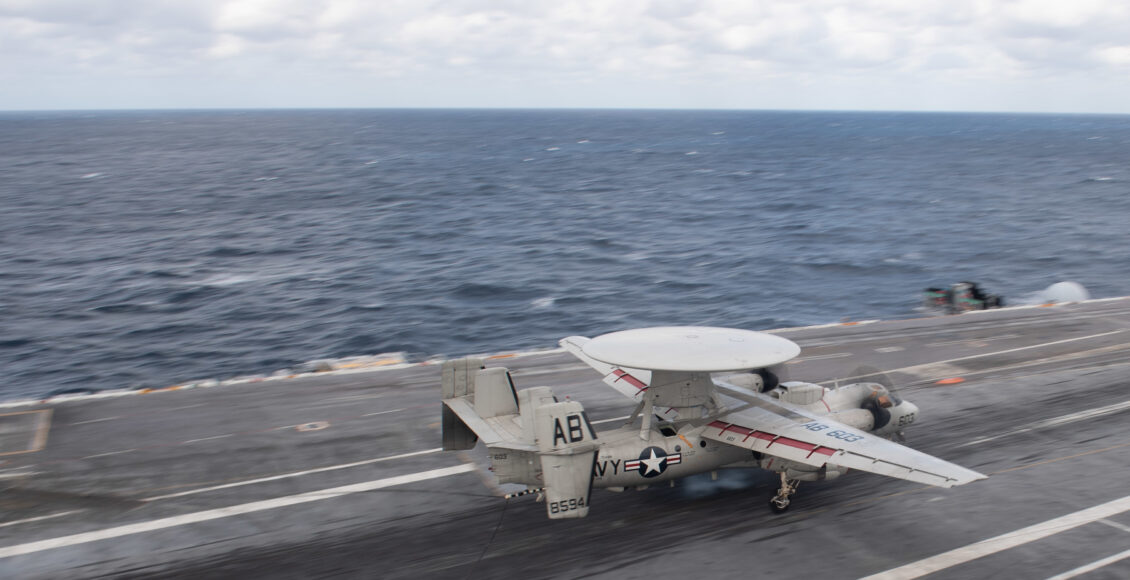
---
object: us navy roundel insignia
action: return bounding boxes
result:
[624,446,682,478]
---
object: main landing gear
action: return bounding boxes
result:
[770,473,799,513]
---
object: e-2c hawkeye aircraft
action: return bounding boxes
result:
[441,326,985,519]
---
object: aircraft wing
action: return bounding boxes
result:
[705,382,986,488]
[560,336,651,401]
[560,336,684,422]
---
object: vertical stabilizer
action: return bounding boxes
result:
[534,401,598,519]
[473,367,519,418]
[441,357,485,450]
[442,357,483,399]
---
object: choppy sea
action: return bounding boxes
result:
[2,109,1129,400]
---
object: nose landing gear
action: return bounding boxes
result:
[770,473,800,513]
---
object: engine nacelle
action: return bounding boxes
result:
[872,399,918,437]
[852,382,919,438]
[758,456,848,481]
[829,408,875,431]
[787,465,848,482]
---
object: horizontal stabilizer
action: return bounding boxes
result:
[441,358,531,450]
[442,404,477,450]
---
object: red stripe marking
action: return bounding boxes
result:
[612,369,648,392]
[769,436,814,451]
[770,437,835,456]
[710,421,749,436]
[728,425,754,437]
[748,431,775,443]
[708,421,835,456]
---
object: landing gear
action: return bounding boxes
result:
[769,473,799,513]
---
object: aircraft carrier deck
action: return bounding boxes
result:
[2,299,1129,579]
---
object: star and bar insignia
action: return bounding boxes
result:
[624,446,681,478]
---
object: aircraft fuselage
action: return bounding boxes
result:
[589,424,753,489]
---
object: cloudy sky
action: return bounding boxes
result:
[2,0,1129,113]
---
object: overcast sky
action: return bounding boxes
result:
[2,0,1129,113]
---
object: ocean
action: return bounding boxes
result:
[2,109,1128,400]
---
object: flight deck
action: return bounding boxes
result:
[1,299,1129,579]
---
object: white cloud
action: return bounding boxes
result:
[1096,46,1130,67]
[717,25,770,52]
[997,0,1109,30]
[0,0,1128,111]
[214,0,306,34]
[207,33,246,59]
[822,7,903,66]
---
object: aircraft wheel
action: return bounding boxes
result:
[770,498,790,514]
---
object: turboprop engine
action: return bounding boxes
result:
[746,373,920,441]
[751,378,918,483]
[862,385,918,437]
[823,381,919,438]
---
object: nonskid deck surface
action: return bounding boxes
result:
[2,299,1130,579]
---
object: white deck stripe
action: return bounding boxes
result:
[925,334,1019,347]
[183,434,233,444]
[362,409,403,417]
[143,448,443,501]
[325,394,385,402]
[1100,519,1130,534]
[69,416,120,426]
[0,463,475,559]
[860,495,1130,580]
[824,330,1126,384]
[1035,399,1130,428]
[81,449,136,460]
[590,415,631,425]
[905,329,1125,367]
[1044,548,1130,580]
[786,352,852,364]
[0,470,39,480]
[961,399,1130,447]
[0,511,81,529]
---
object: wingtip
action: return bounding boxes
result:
[559,336,591,349]
[953,471,989,486]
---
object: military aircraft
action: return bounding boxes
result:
[441,326,985,519]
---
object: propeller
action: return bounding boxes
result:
[726,363,791,393]
[848,365,912,442]
[754,367,780,393]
